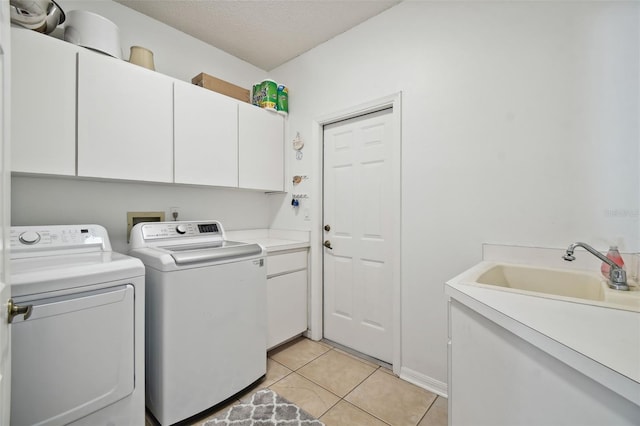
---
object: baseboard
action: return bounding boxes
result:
[400,366,448,398]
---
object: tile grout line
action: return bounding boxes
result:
[415,395,438,426]
[272,345,388,421]
[270,343,333,372]
[340,366,398,425]
[293,347,379,400]
[290,348,394,424]
[289,349,342,418]
[276,343,419,425]
[267,348,341,419]
[313,357,437,426]
[320,399,393,426]
[341,363,380,401]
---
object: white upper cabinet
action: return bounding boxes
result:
[77,50,173,182]
[238,103,284,191]
[11,29,77,175]
[11,30,284,191]
[174,81,238,187]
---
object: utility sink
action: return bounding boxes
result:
[477,264,603,300]
[469,263,640,312]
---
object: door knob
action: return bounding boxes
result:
[323,240,333,250]
[324,224,331,232]
[8,299,33,324]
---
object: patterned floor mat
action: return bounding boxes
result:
[202,389,324,426]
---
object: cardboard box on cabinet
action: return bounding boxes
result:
[191,72,250,103]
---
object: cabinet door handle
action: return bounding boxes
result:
[8,299,33,324]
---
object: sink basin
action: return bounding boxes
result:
[470,263,640,311]
[477,264,604,300]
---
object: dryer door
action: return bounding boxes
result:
[10,284,135,426]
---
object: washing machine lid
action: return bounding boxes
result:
[128,220,265,270]
[162,240,262,265]
[129,241,264,271]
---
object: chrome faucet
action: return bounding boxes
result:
[563,242,629,291]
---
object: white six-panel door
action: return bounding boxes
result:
[323,108,394,363]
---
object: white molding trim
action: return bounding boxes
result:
[400,366,449,398]
[308,92,403,375]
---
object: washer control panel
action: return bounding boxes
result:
[18,231,41,245]
[10,225,109,256]
[138,221,223,241]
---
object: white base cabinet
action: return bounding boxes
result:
[448,300,640,426]
[266,249,308,349]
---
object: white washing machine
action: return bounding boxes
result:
[128,220,267,426]
[9,224,145,426]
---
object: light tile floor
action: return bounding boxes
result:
[146,337,448,426]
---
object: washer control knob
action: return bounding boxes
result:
[19,231,41,245]
[175,224,187,235]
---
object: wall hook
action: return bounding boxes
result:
[292,175,309,185]
[293,132,304,151]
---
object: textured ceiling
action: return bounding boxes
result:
[114,0,402,71]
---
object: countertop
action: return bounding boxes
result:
[225,229,310,254]
[446,261,640,407]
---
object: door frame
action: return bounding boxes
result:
[0,1,11,422]
[308,92,402,374]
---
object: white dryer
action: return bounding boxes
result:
[128,220,267,426]
[9,225,145,426]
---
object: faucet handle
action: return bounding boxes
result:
[609,268,629,291]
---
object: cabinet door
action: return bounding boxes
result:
[11,29,77,175]
[238,103,284,191]
[174,81,238,187]
[448,300,640,425]
[267,269,308,349]
[77,50,173,182]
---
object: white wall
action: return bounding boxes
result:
[270,1,640,390]
[11,0,273,254]
[57,0,267,86]
[12,176,271,253]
